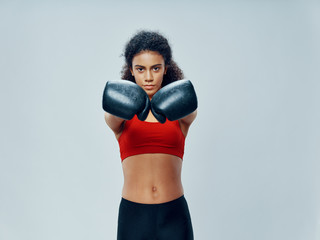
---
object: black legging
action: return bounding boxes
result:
[117,195,194,240]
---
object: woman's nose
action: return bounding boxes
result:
[145,70,153,81]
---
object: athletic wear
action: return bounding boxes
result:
[117,195,194,240]
[118,115,185,162]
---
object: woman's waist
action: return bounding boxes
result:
[123,176,183,189]
[122,179,184,204]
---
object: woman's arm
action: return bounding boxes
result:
[104,112,125,139]
[178,109,197,137]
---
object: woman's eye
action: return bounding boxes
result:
[137,68,143,72]
[153,67,159,71]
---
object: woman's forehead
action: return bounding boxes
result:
[132,51,165,65]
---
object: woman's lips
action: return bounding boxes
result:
[144,85,154,90]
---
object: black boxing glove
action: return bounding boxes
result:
[102,80,150,121]
[151,80,198,123]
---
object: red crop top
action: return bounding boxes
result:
[118,115,185,162]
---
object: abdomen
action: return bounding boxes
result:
[121,153,184,204]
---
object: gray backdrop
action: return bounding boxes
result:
[1,0,319,239]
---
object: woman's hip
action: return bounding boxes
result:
[117,195,193,240]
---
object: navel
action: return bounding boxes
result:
[152,186,157,192]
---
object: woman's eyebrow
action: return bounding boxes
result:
[134,64,162,68]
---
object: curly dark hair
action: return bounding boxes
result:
[120,30,184,87]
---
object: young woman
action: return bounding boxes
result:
[103,30,197,240]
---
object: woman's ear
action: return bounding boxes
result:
[129,67,134,76]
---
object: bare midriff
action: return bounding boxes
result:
[121,153,184,204]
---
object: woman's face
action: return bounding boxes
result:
[130,50,167,99]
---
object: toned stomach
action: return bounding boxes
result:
[121,153,184,204]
